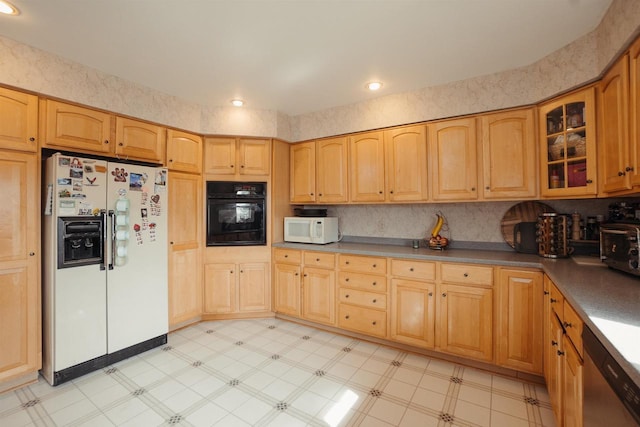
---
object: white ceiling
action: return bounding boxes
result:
[0,0,613,116]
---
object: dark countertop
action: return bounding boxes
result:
[273,241,640,386]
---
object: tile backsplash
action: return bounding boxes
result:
[328,199,632,244]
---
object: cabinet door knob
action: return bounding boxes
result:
[372,321,377,326]
[318,193,323,197]
[442,293,447,297]
[390,190,394,194]
[284,254,288,258]
[241,165,245,168]
[29,252,35,256]
[303,273,307,277]
[471,187,476,191]
[563,321,572,328]
[463,273,468,277]
[550,298,557,303]
[345,315,350,319]
[345,261,350,265]
[170,241,174,245]
[310,192,314,196]
[379,191,383,194]
[104,140,109,144]
[627,166,634,172]
[372,264,377,268]
[618,171,626,176]
[345,294,350,298]
[345,277,350,282]
[428,292,433,297]
[230,270,234,274]
[409,267,414,272]
[295,272,299,276]
[230,165,234,168]
[119,142,124,146]
[169,159,173,162]
[316,258,320,262]
[557,350,565,356]
[544,291,550,295]
[372,299,377,303]
[551,340,558,347]
[29,137,35,142]
[372,281,377,286]
[485,186,490,190]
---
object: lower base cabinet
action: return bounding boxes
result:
[204,262,270,314]
[302,266,335,325]
[390,279,436,348]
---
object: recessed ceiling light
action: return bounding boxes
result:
[0,1,19,15]
[367,81,383,91]
[231,99,244,107]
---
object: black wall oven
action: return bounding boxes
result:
[206,181,266,246]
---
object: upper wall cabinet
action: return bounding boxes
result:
[317,137,349,203]
[41,99,113,155]
[631,36,640,188]
[0,87,38,153]
[204,137,270,177]
[166,130,202,174]
[384,125,428,202]
[290,141,316,203]
[599,55,631,193]
[349,131,386,202]
[481,108,537,199]
[539,87,597,198]
[115,117,166,164]
[428,118,478,201]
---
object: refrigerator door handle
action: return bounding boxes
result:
[100,210,107,271]
[108,210,115,270]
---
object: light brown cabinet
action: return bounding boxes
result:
[349,131,386,202]
[115,117,165,164]
[316,137,349,203]
[0,151,40,392]
[539,87,597,197]
[599,55,631,193]
[481,108,537,199]
[496,268,543,374]
[384,125,429,201]
[290,141,316,203]
[428,118,479,201]
[301,252,336,325]
[204,137,270,177]
[167,130,202,174]
[0,87,38,153]
[438,263,493,361]
[630,37,640,187]
[204,262,269,314]
[168,172,202,327]
[390,259,436,349]
[337,254,388,338]
[544,275,584,427]
[41,99,113,155]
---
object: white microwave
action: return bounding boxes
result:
[284,217,339,244]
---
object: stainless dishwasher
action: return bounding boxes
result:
[583,326,640,426]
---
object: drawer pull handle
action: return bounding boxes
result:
[345,294,350,298]
[428,292,433,296]
[372,321,377,325]
[463,273,468,277]
[284,254,288,258]
[304,274,307,277]
[372,299,377,303]
[345,315,350,319]
[373,264,377,268]
[346,261,350,265]
[550,298,557,303]
[564,321,572,328]
[544,291,550,295]
[316,258,320,262]
[295,273,299,276]
[557,350,565,356]
[551,340,558,347]
[345,278,350,282]
[409,267,414,272]
[372,282,377,286]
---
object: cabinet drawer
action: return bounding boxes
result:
[391,259,436,281]
[303,251,336,269]
[339,254,387,274]
[274,248,301,264]
[338,303,387,338]
[563,301,583,357]
[338,288,387,309]
[441,263,493,286]
[549,281,565,317]
[338,272,387,292]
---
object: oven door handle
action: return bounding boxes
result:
[601,229,630,235]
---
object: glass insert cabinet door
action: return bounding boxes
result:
[539,87,597,197]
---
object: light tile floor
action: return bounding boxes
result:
[0,319,555,426]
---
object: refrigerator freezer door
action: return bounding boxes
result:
[106,162,168,353]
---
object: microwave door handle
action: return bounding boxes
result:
[309,221,316,241]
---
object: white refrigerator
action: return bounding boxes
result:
[42,153,168,385]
